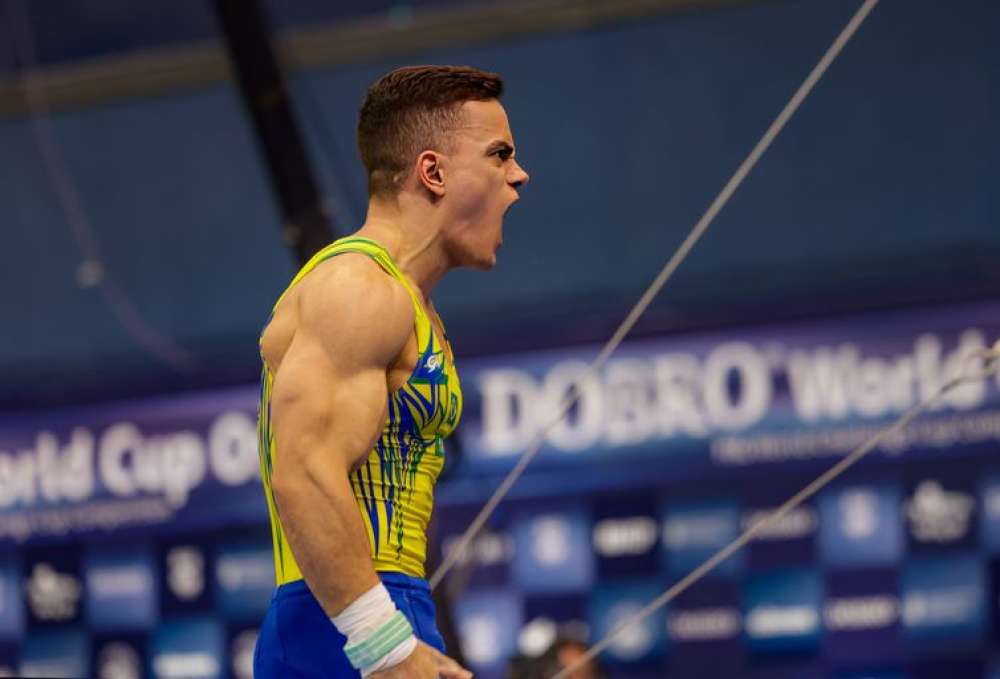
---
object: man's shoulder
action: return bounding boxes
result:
[297,253,414,343]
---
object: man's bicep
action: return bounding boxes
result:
[270,336,389,475]
[270,261,411,474]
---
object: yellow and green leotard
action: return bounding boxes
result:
[257,236,463,583]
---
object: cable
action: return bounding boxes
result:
[430,0,882,591]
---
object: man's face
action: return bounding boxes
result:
[439,98,529,270]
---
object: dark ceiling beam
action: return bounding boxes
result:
[0,0,763,118]
[213,0,333,262]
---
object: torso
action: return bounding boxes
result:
[258,237,463,583]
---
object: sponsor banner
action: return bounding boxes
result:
[667,581,742,649]
[743,569,823,654]
[666,580,745,677]
[979,475,1000,554]
[151,617,225,679]
[438,508,513,590]
[24,547,83,627]
[904,477,977,553]
[91,634,146,679]
[0,558,23,641]
[84,548,157,631]
[214,543,274,621]
[0,644,15,677]
[158,537,215,615]
[667,604,743,660]
[661,500,743,580]
[819,484,904,568]
[822,570,901,663]
[589,581,668,664]
[744,504,818,570]
[511,508,595,594]
[593,493,660,578]
[20,628,88,678]
[455,589,521,676]
[1,302,996,544]
[227,625,258,679]
[521,595,587,631]
[455,303,1000,474]
[0,387,264,545]
[900,554,986,651]
[992,560,1000,646]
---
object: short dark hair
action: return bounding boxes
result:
[358,65,504,196]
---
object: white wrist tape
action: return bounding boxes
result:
[331,583,417,676]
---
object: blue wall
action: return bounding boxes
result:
[1,0,997,403]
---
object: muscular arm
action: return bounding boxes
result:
[268,256,413,616]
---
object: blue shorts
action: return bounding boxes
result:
[253,571,446,678]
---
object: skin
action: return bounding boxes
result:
[261,98,528,678]
[556,644,595,679]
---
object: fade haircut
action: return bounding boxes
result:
[358,65,504,197]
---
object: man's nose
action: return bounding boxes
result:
[509,160,529,188]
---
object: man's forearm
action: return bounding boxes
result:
[274,466,380,616]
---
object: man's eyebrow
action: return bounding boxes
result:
[485,140,514,154]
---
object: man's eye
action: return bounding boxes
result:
[494,149,512,160]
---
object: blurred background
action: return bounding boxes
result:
[1,0,998,677]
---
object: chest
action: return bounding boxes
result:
[386,313,462,439]
[386,307,452,391]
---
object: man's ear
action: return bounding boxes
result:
[416,150,446,197]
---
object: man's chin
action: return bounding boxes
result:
[470,255,497,271]
[462,242,499,271]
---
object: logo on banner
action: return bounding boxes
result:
[0,410,259,512]
[978,479,1000,553]
[532,517,571,565]
[593,517,658,557]
[663,501,742,578]
[442,531,513,568]
[26,563,80,622]
[901,555,986,646]
[152,619,224,679]
[97,642,142,679]
[606,602,654,659]
[742,507,817,541]
[513,511,594,593]
[906,481,974,543]
[590,582,667,662]
[820,485,903,567]
[668,607,742,642]
[743,570,823,653]
[464,616,502,665]
[824,595,899,631]
[167,547,205,601]
[455,591,520,671]
[470,328,997,458]
[230,629,257,679]
[841,490,878,539]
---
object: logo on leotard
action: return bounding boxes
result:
[425,354,442,371]
[445,393,459,427]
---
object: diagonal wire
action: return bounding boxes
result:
[551,344,1000,679]
[430,0,882,591]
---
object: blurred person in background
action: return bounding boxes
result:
[254,64,529,678]
[507,636,604,679]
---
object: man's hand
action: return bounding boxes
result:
[369,641,473,679]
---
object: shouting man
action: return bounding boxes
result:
[255,65,529,677]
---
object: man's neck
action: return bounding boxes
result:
[354,196,451,301]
